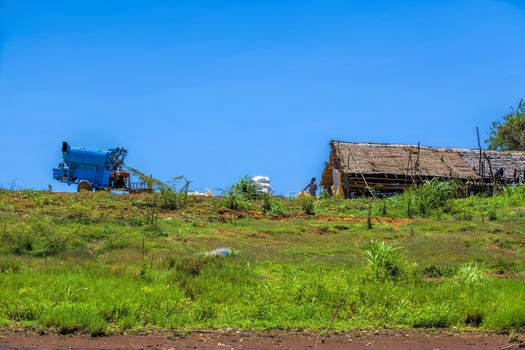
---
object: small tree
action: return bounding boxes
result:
[487,99,525,151]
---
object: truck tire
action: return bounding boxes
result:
[78,180,92,192]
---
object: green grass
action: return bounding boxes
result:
[0,187,524,334]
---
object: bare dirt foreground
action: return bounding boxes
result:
[0,330,523,350]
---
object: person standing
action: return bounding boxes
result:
[302,177,318,197]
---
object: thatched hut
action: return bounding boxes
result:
[321,141,525,196]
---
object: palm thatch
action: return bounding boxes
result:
[321,141,525,195]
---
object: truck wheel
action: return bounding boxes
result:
[78,180,92,192]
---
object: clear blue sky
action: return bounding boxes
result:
[1,0,524,194]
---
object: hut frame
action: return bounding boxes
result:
[321,141,525,197]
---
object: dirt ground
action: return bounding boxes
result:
[0,330,522,350]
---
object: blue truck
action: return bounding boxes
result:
[53,141,147,192]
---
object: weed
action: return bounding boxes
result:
[170,254,213,277]
[364,241,403,281]
[1,224,34,255]
[39,304,107,336]
[0,258,21,273]
[412,303,458,328]
[34,221,76,256]
[0,188,524,334]
[455,262,485,286]
[159,177,190,210]
[488,208,498,221]
[422,264,453,278]
[405,179,459,216]
[464,309,484,327]
[230,177,263,201]
[365,206,372,229]
[298,196,315,215]
[224,191,251,211]
[262,194,289,218]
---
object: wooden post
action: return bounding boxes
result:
[415,142,421,174]
[476,127,482,176]
[481,161,485,194]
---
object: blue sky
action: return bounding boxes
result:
[1,0,524,194]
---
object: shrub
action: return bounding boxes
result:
[405,179,460,216]
[230,177,262,201]
[464,309,484,327]
[364,241,402,281]
[490,258,520,275]
[487,207,498,221]
[159,178,190,210]
[224,191,251,211]
[223,177,262,211]
[0,258,21,273]
[34,222,76,256]
[365,206,372,229]
[262,194,289,218]
[262,192,272,213]
[298,195,315,215]
[0,224,34,255]
[422,264,453,278]
[170,255,213,277]
[455,262,485,286]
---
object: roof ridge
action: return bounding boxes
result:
[330,140,525,154]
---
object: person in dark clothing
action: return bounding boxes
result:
[302,177,318,196]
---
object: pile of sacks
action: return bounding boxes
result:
[251,176,272,194]
[187,189,213,196]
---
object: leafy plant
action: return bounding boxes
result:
[0,258,21,273]
[230,177,263,201]
[262,194,289,218]
[487,99,525,151]
[1,223,34,255]
[405,179,460,216]
[159,177,190,210]
[223,177,262,211]
[224,191,251,211]
[455,262,485,286]
[34,221,76,256]
[364,241,402,281]
[298,195,315,215]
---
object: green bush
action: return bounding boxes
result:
[422,264,453,278]
[230,177,262,201]
[298,196,315,215]
[455,262,485,286]
[262,194,289,218]
[223,177,263,211]
[224,191,251,211]
[170,254,215,277]
[364,241,403,281]
[158,178,190,210]
[0,224,34,255]
[487,207,498,221]
[0,258,21,273]
[406,179,460,216]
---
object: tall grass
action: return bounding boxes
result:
[0,263,523,333]
[364,241,403,281]
[405,179,460,215]
[0,187,524,334]
[223,177,263,211]
[455,262,485,286]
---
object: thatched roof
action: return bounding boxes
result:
[324,141,525,183]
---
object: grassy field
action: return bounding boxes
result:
[0,184,524,335]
